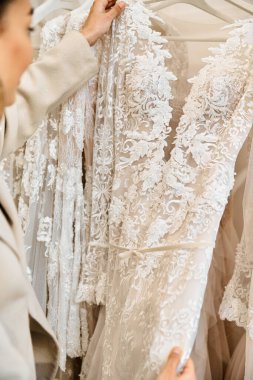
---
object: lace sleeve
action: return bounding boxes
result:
[83,20,253,380]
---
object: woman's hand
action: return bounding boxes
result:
[157,348,197,380]
[81,0,126,46]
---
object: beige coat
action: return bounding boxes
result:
[0,31,98,379]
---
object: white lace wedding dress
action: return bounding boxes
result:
[79,12,253,380]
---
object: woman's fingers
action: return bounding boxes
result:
[81,0,125,45]
[156,348,182,380]
[178,358,197,380]
[107,1,125,18]
[105,0,116,10]
[94,0,118,11]
[166,348,182,374]
[93,0,109,12]
[156,348,197,380]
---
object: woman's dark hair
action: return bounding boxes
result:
[0,0,15,19]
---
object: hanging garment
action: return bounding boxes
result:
[76,13,189,308]
[224,333,246,380]
[77,5,231,378]
[192,200,237,380]
[220,124,253,378]
[1,6,99,370]
[79,13,253,380]
[213,125,253,380]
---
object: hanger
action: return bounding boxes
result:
[144,0,232,42]
[32,0,84,27]
[224,0,253,15]
[145,0,233,23]
[148,15,227,42]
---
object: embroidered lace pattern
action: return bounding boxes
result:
[81,19,253,380]
[76,1,176,305]
[220,239,253,331]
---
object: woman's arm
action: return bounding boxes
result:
[1,31,97,159]
[0,0,125,159]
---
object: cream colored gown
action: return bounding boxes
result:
[78,5,253,379]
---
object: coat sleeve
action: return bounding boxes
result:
[0,31,98,159]
[0,322,31,380]
[0,237,36,380]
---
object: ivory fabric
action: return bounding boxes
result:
[79,11,253,380]
[220,116,253,378]
[0,28,98,378]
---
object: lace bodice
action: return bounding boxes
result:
[81,16,253,380]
